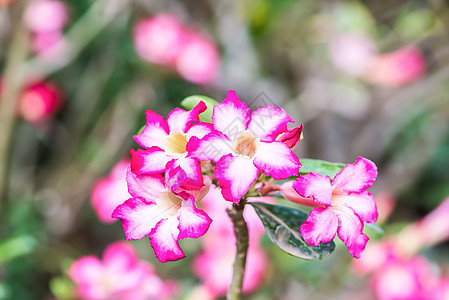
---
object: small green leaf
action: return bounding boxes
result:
[136,124,146,135]
[364,223,384,239]
[180,95,219,123]
[249,202,335,259]
[299,158,346,178]
[49,277,75,300]
[0,235,37,266]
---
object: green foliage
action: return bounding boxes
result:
[250,202,335,260]
[299,158,345,178]
[180,95,219,123]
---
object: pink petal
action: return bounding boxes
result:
[253,141,301,180]
[335,206,369,259]
[276,125,303,150]
[340,191,378,223]
[102,242,138,271]
[166,101,207,133]
[332,156,378,194]
[186,122,214,140]
[126,169,164,202]
[213,90,251,142]
[68,256,103,284]
[187,130,233,162]
[130,147,171,175]
[247,105,294,142]
[300,207,339,246]
[215,154,260,203]
[177,193,212,239]
[149,217,185,262]
[280,181,323,208]
[112,197,160,240]
[165,157,203,192]
[293,173,333,206]
[133,110,169,148]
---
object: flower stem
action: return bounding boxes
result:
[226,201,249,300]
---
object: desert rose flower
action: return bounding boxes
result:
[175,32,219,84]
[90,159,130,224]
[132,101,212,192]
[112,169,212,262]
[133,14,187,65]
[68,242,177,300]
[292,157,378,258]
[24,0,69,33]
[18,81,63,124]
[189,90,301,203]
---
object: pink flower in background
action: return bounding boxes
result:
[112,169,212,262]
[192,185,269,297]
[133,14,188,65]
[329,34,377,76]
[365,46,426,87]
[68,242,177,300]
[175,33,219,84]
[18,81,63,124]
[189,90,301,203]
[396,197,449,256]
[132,101,211,192]
[293,157,378,258]
[133,13,220,84]
[24,0,69,33]
[91,159,130,224]
[371,256,449,300]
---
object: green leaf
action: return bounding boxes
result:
[180,95,219,123]
[249,202,335,259]
[49,277,75,300]
[0,235,37,266]
[299,158,346,178]
[364,223,384,239]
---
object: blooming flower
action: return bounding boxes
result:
[112,169,212,262]
[189,90,301,203]
[132,101,211,192]
[68,242,177,300]
[292,157,378,258]
[90,159,130,224]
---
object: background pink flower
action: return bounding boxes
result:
[90,159,131,224]
[68,242,177,300]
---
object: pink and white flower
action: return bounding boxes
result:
[292,157,378,258]
[132,101,211,192]
[189,90,301,203]
[112,169,212,263]
[24,0,69,33]
[68,242,177,300]
[90,159,130,224]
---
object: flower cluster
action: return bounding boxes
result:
[68,242,177,300]
[133,13,219,84]
[111,89,379,262]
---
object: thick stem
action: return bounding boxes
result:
[226,202,249,300]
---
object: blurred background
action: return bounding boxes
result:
[1,0,449,299]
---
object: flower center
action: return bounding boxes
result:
[234,132,259,158]
[165,132,188,154]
